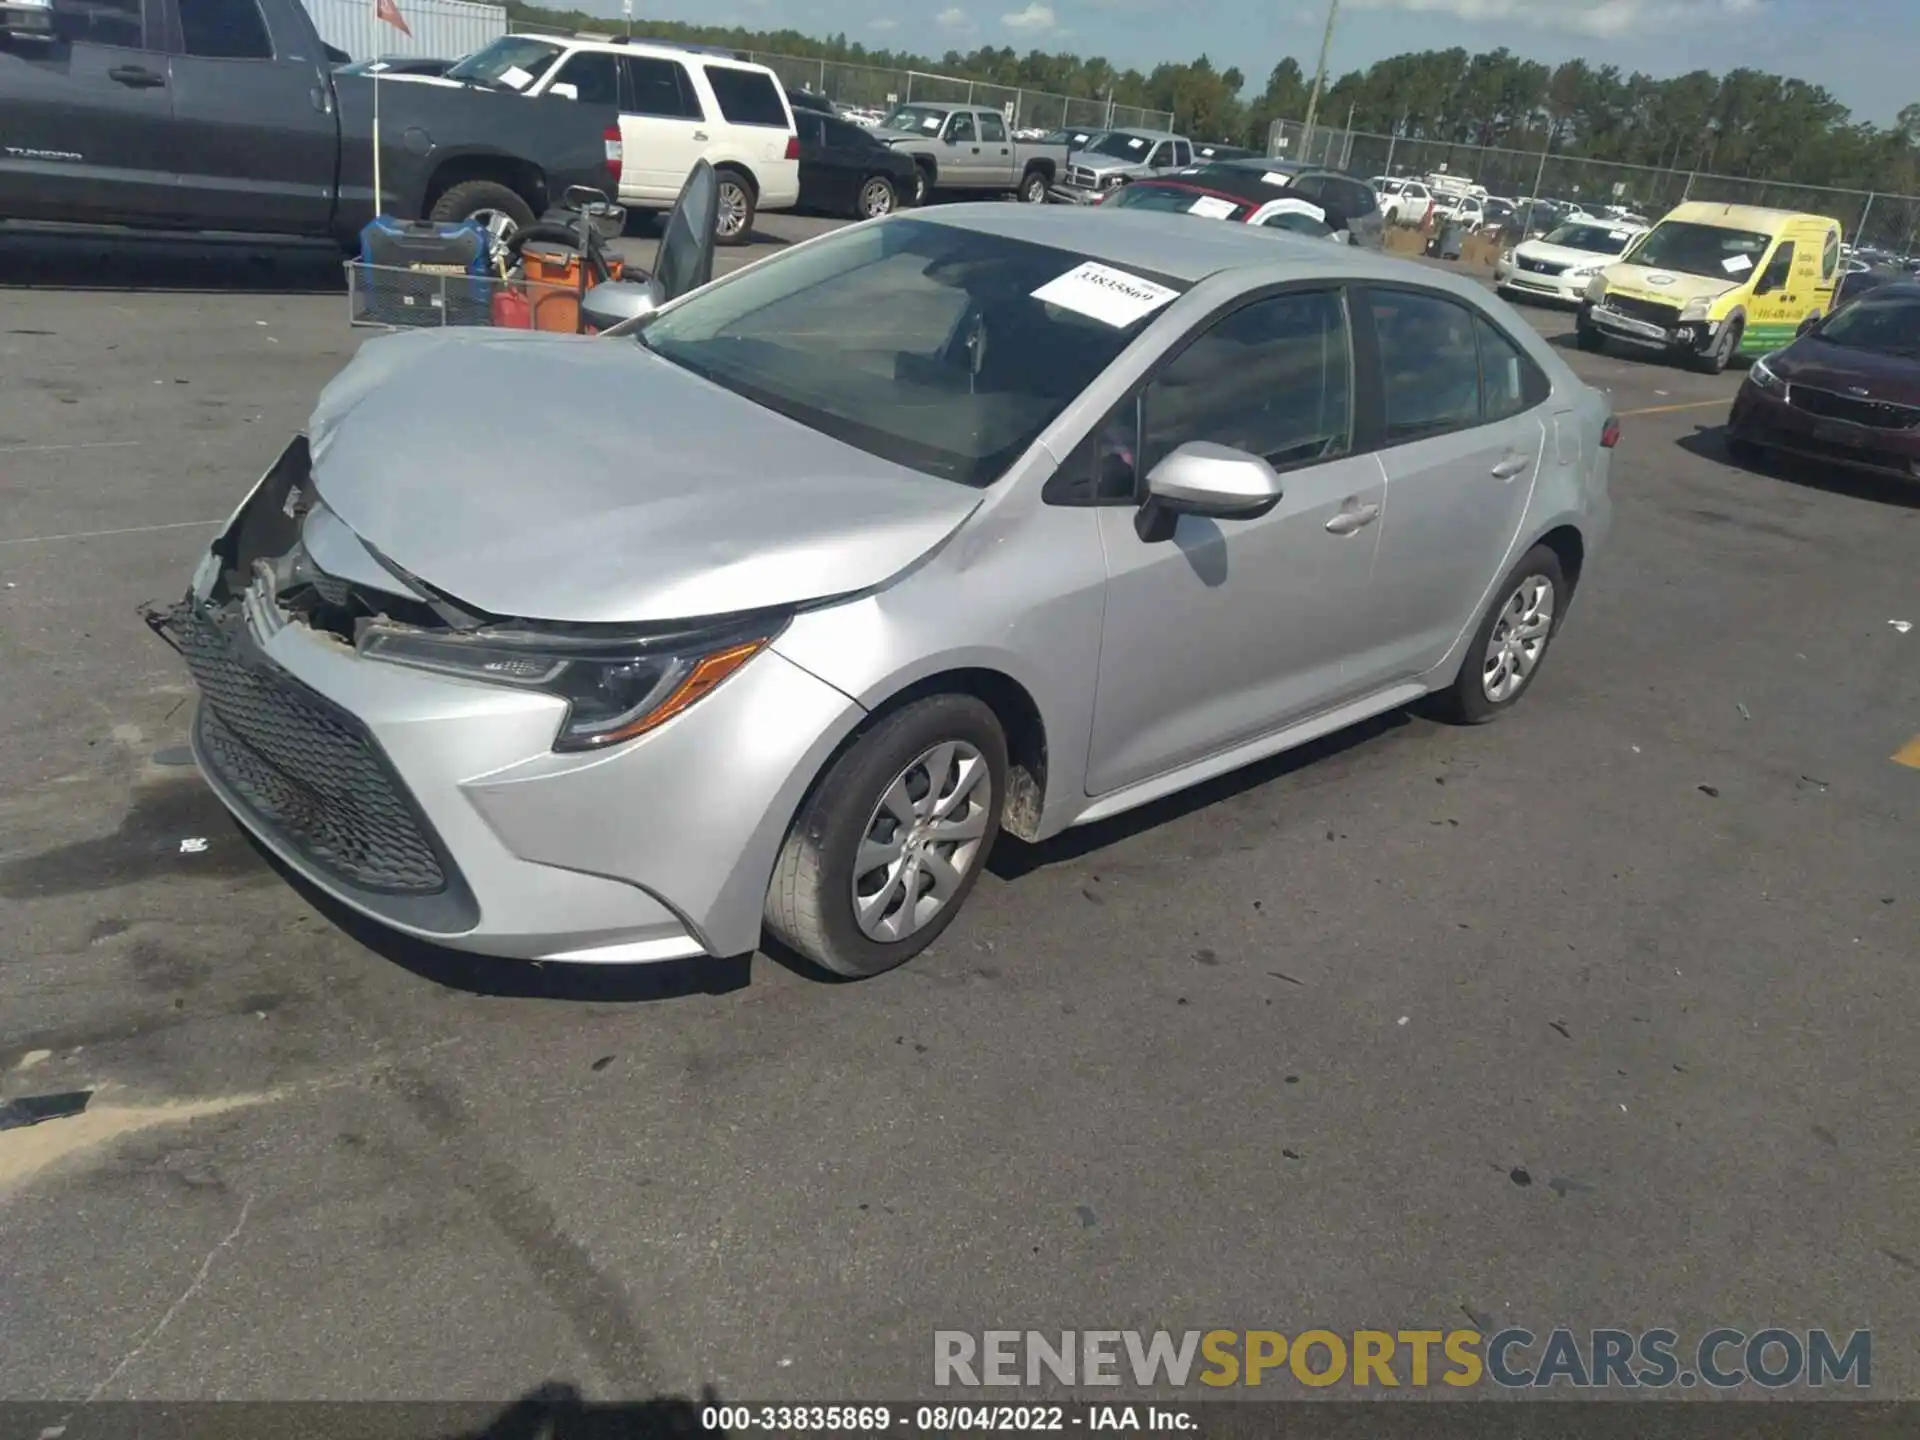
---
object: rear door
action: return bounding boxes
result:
[619,53,706,204]
[699,62,797,206]
[977,109,1014,186]
[794,111,851,212]
[0,0,177,224]
[1351,287,1547,686]
[161,0,337,233]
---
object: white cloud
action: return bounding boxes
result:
[935,5,972,28]
[1344,0,1759,40]
[1001,1,1056,31]
[867,14,898,27]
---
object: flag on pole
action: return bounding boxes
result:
[375,0,411,36]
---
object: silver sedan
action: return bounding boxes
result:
[163,204,1616,978]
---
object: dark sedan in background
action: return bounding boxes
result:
[1726,280,1920,481]
[795,110,919,218]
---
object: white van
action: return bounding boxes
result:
[436,35,800,244]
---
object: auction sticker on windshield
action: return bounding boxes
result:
[1188,196,1240,220]
[1723,253,1754,273]
[499,65,534,90]
[1033,263,1180,327]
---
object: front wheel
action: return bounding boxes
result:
[912,165,932,207]
[1429,545,1568,725]
[713,169,757,247]
[1019,169,1049,204]
[765,695,1007,978]
[429,180,535,252]
[1687,320,1741,374]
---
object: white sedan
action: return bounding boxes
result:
[1494,219,1649,305]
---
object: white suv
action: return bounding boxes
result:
[437,35,800,244]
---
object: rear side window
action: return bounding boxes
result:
[703,65,789,128]
[822,116,869,149]
[1476,317,1538,421]
[69,0,142,45]
[1172,141,1191,166]
[1821,228,1840,281]
[979,113,1007,143]
[1368,290,1483,441]
[624,56,702,119]
[552,50,619,106]
[178,0,271,58]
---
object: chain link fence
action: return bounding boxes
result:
[1267,119,1920,253]
[745,52,1171,133]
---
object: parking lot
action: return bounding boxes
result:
[2,208,1918,1407]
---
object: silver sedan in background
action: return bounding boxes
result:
[164,206,1616,979]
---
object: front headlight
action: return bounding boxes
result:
[1678,297,1712,322]
[1566,264,1599,279]
[360,613,786,751]
[1584,275,1607,303]
[1101,172,1128,189]
[1500,249,1514,265]
[1750,353,1787,395]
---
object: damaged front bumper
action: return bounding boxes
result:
[152,438,866,963]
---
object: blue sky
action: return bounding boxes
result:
[631,0,1913,126]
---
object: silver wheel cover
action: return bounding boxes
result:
[1482,575,1555,704]
[852,740,992,943]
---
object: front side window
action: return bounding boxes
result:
[68,0,141,45]
[1141,290,1352,475]
[703,65,788,127]
[946,112,977,142]
[1544,223,1636,255]
[1369,290,1482,442]
[179,0,271,59]
[1145,143,1170,168]
[637,220,1187,486]
[1758,240,1796,292]
[1821,228,1840,281]
[552,51,619,106]
[624,56,702,119]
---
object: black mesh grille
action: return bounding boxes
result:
[1788,385,1920,431]
[1605,295,1680,328]
[1521,257,1568,275]
[177,603,447,894]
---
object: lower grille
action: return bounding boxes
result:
[1788,385,1920,431]
[1605,295,1681,328]
[177,603,447,894]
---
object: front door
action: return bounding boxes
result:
[1355,286,1546,684]
[163,0,337,233]
[0,0,177,224]
[938,109,984,185]
[1087,287,1389,796]
[619,53,708,204]
[1743,238,1802,353]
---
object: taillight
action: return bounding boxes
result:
[1601,415,1621,449]
[603,126,623,186]
[785,133,800,161]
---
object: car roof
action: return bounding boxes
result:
[515,32,772,69]
[1662,201,1836,231]
[1158,167,1327,207]
[1105,127,1181,141]
[899,203,1477,290]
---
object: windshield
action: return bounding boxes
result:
[445,36,562,90]
[1625,220,1773,279]
[1815,293,1920,355]
[1086,132,1156,161]
[1544,223,1638,254]
[880,104,950,133]
[1106,183,1251,221]
[636,219,1187,486]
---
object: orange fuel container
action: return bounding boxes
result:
[519,243,625,334]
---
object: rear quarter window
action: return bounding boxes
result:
[703,65,790,128]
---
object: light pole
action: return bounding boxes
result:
[1300,0,1341,156]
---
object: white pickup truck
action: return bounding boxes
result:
[869,102,1068,205]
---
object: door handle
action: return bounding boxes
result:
[108,65,167,88]
[1324,501,1380,535]
[692,130,708,141]
[1490,455,1532,479]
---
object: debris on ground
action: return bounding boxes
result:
[179,837,209,854]
[1698,785,1720,798]
[0,1091,94,1132]
[1737,702,1750,720]
[1891,620,1912,634]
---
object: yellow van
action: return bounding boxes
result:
[1577,202,1843,373]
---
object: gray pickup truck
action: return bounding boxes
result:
[0,0,618,247]
[870,102,1067,206]
[1048,128,1196,204]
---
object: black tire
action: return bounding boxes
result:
[912,163,934,207]
[428,179,535,234]
[1687,319,1741,374]
[714,167,757,247]
[1575,321,1605,353]
[766,695,1007,979]
[854,174,897,219]
[1429,544,1569,726]
[1019,167,1049,204]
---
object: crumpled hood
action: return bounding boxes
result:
[306,328,981,625]
[1602,262,1741,308]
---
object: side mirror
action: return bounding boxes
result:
[1136,441,1283,541]
[580,277,666,335]
[548,81,579,101]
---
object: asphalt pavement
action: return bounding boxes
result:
[1,210,1917,1410]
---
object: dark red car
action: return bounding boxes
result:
[1726,279,1920,481]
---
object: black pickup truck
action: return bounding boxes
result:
[0,0,618,247]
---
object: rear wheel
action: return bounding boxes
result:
[765,695,1006,979]
[713,168,757,246]
[429,180,535,256]
[913,164,933,207]
[1429,545,1568,725]
[1019,168,1049,204]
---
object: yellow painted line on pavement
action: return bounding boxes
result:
[1618,399,1731,417]
[1892,736,1920,770]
